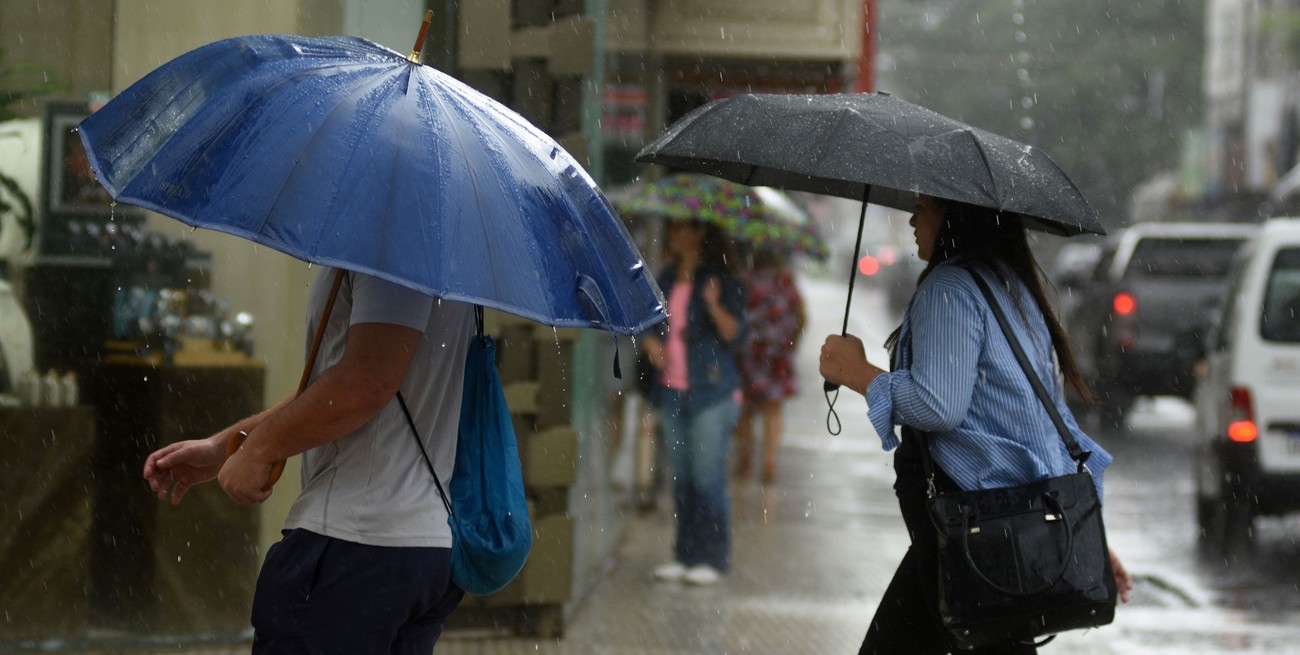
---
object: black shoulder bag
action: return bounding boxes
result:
[921,273,1116,650]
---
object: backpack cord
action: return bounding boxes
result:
[397,390,452,517]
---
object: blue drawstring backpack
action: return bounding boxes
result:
[399,315,532,596]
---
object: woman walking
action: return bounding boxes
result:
[819,195,1133,654]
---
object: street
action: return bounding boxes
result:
[1093,396,1300,653]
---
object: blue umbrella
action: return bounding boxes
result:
[78,32,666,336]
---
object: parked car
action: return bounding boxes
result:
[1049,241,1104,290]
[1193,218,1300,555]
[1065,222,1257,427]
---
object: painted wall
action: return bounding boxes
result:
[0,1,115,117]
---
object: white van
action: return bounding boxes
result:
[1194,218,1300,555]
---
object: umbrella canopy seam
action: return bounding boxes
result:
[428,71,517,315]
[292,68,407,260]
[957,127,1002,209]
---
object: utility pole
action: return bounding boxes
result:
[855,0,877,92]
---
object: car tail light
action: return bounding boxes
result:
[1112,292,1137,316]
[1226,387,1258,443]
[1110,292,1138,349]
[858,255,880,276]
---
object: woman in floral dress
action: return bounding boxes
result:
[735,249,805,483]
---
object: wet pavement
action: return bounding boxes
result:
[63,274,1300,654]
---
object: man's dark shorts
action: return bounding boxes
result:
[252,529,463,655]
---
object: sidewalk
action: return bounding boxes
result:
[436,275,905,654]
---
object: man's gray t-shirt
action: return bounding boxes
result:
[283,269,474,548]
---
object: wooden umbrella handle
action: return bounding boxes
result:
[224,269,346,492]
[226,430,286,490]
[408,10,433,63]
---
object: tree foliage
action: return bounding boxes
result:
[879,0,1206,223]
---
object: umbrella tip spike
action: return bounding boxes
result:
[408,9,433,64]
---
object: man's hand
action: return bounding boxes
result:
[143,435,227,505]
[218,444,275,505]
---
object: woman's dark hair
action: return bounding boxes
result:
[744,245,785,271]
[700,222,741,277]
[886,198,1092,404]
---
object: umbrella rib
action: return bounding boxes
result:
[421,74,508,311]
[259,67,404,246]
[742,105,876,200]
[814,105,868,188]
[157,60,386,232]
[962,128,1004,209]
[392,66,436,298]
[455,101,630,327]
[351,71,415,295]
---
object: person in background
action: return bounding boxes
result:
[641,217,747,586]
[819,195,1133,654]
[143,268,473,654]
[734,247,806,484]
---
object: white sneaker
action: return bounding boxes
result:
[683,564,722,586]
[653,561,688,582]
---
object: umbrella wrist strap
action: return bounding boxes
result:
[397,390,454,517]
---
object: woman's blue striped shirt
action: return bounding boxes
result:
[865,261,1112,500]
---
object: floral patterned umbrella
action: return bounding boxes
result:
[616,173,827,260]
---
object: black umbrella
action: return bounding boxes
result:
[636,92,1103,235]
[636,92,1105,426]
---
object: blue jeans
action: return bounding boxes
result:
[658,391,740,572]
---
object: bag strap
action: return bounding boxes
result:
[394,305,486,519]
[398,390,453,517]
[917,270,1089,494]
[968,272,1089,467]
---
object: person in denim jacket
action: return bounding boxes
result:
[642,218,747,586]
